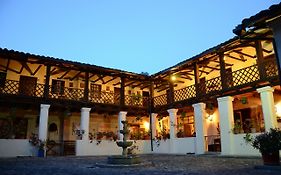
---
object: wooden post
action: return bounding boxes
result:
[59,114,64,156]
[219,52,227,90]
[44,65,51,99]
[194,62,200,97]
[84,72,89,102]
[255,41,265,80]
[168,80,175,108]
[120,76,125,107]
[149,81,154,151]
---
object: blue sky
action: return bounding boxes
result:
[0,0,280,74]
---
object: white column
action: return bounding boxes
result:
[192,103,206,155]
[80,107,91,141]
[167,109,178,139]
[257,86,277,131]
[167,108,178,154]
[38,104,50,141]
[151,113,158,138]
[118,111,127,140]
[217,96,234,155]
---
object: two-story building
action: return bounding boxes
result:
[1,3,281,157]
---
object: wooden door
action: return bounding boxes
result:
[19,76,37,96]
[142,91,149,107]
[199,77,206,94]
[114,87,120,104]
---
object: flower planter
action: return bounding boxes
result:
[37,149,44,157]
[262,151,280,166]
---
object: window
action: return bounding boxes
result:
[0,72,7,88]
[90,84,101,98]
[51,80,65,95]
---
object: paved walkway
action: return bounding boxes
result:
[0,154,280,175]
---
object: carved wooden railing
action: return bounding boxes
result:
[49,86,84,101]
[89,91,119,105]
[0,79,19,95]
[174,84,196,102]
[153,94,167,107]
[264,59,279,78]
[0,80,45,97]
[229,64,260,88]
[124,95,149,107]
[153,59,279,108]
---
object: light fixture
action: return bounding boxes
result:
[170,75,177,81]
[143,121,150,131]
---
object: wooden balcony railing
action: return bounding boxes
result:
[174,84,196,102]
[124,95,149,107]
[153,94,167,107]
[153,59,279,107]
[89,91,119,105]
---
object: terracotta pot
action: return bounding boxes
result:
[262,151,280,166]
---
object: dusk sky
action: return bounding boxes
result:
[0,1,280,74]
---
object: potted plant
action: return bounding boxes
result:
[232,120,243,134]
[29,133,46,157]
[244,128,281,166]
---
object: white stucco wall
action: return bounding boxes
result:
[0,139,36,157]
[76,140,151,156]
[152,137,195,154]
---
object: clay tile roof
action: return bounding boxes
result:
[233,2,281,35]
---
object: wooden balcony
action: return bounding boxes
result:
[0,80,148,108]
[153,58,279,108]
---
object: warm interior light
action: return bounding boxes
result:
[171,75,176,81]
[275,103,281,117]
[143,121,150,131]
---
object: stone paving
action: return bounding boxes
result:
[0,154,280,175]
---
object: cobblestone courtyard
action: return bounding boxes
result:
[0,154,280,175]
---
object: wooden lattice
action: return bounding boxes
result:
[264,59,278,77]
[35,84,45,97]
[205,77,222,94]
[89,91,115,104]
[231,65,260,87]
[0,80,19,95]
[174,85,196,102]
[124,95,149,107]
[153,94,167,107]
[64,87,84,101]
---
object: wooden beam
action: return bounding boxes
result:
[132,82,143,88]
[249,44,272,54]
[219,52,227,89]
[70,71,82,81]
[0,65,22,74]
[113,82,121,86]
[21,62,33,75]
[232,50,256,59]
[44,65,51,99]
[50,67,57,74]
[225,54,246,62]
[140,84,150,90]
[32,65,42,76]
[89,73,95,79]
[92,76,104,83]
[124,81,136,87]
[255,41,265,80]
[84,72,89,101]
[5,59,10,72]
[210,60,233,66]
[58,70,71,79]
[120,76,125,107]
[103,77,117,84]
[204,65,220,71]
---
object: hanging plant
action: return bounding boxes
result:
[241,97,248,104]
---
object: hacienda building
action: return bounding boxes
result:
[1,3,281,157]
